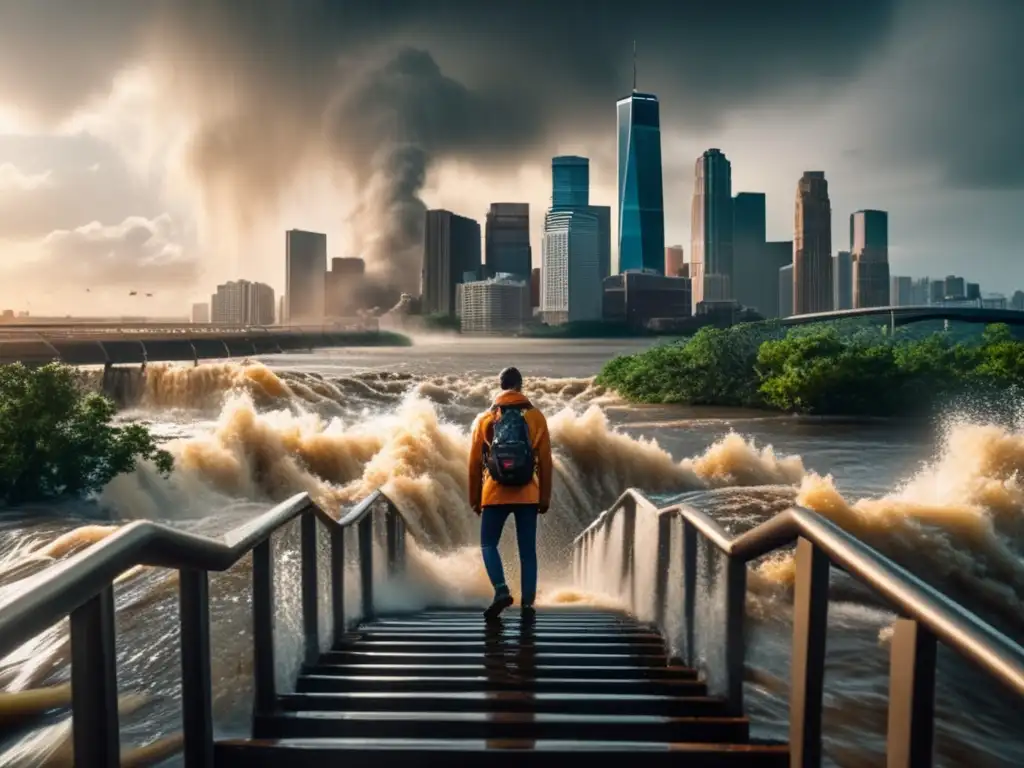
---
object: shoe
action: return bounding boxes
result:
[484,589,514,620]
[521,605,536,620]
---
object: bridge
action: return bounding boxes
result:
[780,305,1024,329]
[0,489,1021,767]
[0,320,403,366]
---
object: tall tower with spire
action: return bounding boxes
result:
[616,42,665,274]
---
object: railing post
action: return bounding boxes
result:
[330,524,346,642]
[179,569,214,768]
[654,512,673,629]
[386,506,404,576]
[790,538,830,768]
[252,538,276,717]
[724,556,747,716]
[620,499,637,607]
[682,520,697,667]
[71,586,120,768]
[887,619,937,768]
[300,512,319,666]
[358,515,374,620]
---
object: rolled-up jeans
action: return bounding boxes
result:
[480,504,538,606]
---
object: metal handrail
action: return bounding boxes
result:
[0,488,409,768]
[572,487,1024,768]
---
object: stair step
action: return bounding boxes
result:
[214,737,790,767]
[254,711,750,742]
[306,663,697,680]
[319,650,676,667]
[296,674,708,696]
[337,641,665,653]
[347,631,664,643]
[277,691,731,717]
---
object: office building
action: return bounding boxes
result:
[850,209,890,308]
[929,280,945,304]
[191,302,209,324]
[602,272,691,330]
[617,88,665,273]
[944,275,965,300]
[911,277,931,306]
[460,275,531,334]
[891,276,913,306]
[541,208,601,324]
[211,280,275,326]
[583,205,612,282]
[485,203,531,282]
[982,294,1007,310]
[1012,291,1024,311]
[530,267,541,308]
[422,209,481,316]
[833,251,853,310]
[759,241,793,319]
[779,263,794,318]
[665,245,684,277]
[285,229,326,323]
[552,156,589,207]
[690,150,734,311]
[731,191,765,312]
[966,282,981,302]
[324,257,366,317]
[793,172,832,314]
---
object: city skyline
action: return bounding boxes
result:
[0,2,1020,315]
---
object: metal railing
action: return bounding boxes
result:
[571,489,1024,768]
[0,488,407,768]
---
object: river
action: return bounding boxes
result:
[0,335,1021,767]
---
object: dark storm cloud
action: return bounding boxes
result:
[0,0,909,290]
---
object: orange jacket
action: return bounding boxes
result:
[468,390,553,512]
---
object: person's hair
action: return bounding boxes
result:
[498,366,523,391]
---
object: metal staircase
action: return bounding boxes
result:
[0,488,1021,767]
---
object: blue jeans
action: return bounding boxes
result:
[480,504,538,606]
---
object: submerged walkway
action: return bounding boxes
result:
[216,607,788,767]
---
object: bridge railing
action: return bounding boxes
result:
[571,489,1024,768]
[0,488,407,768]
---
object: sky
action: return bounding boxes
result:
[0,0,1021,316]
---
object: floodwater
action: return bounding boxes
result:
[0,335,1021,767]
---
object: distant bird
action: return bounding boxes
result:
[85,288,90,293]
[129,290,137,296]
[145,293,153,297]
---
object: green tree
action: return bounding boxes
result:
[0,363,173,504]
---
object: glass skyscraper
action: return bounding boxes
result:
[552,156,589,207]
[617,91,665,274]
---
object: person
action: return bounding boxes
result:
[468,366,553,620]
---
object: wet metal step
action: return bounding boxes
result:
[346,631,664,644]
[276,691,731,717]
[214,737,790,768]
[254,710,751,743]
[296,674,708,696]
[306,663,697,681]
[337,640,666,654]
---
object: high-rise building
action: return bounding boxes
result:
[552,156,589,207]
[890,275,913,306]
[850,209,889,308]
[422,209,481,316]
[285,229,327,323]
[911,277,930,306]
[530,267,541,309]
[460,275,531,334]
[793,172,832,314]
[690,150,734,311]
[779,263,794,318]
[325,257,366,317]
[617,88,665,273]
[602,272,691,329]
[211,280,275,325]
[944,275,965,300]
[1011,290,1024,311]
[929,280,945,304]
[760,241,793,319]
[833,251,853,310]
[584,205,612,282]
[665,245,685,277]
[541,208,601,324]
[485,203,531,282]
[966,282,981,302]
[731,191,765,312]
[191,302,209,324]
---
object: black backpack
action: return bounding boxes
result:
[485,405,535,486]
